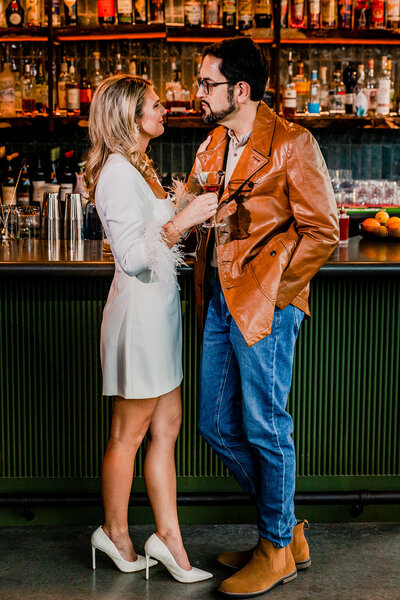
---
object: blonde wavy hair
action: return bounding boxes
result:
[85,74,157,202]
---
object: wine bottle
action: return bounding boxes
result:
[16,162,31,207]
[1,155,17,206]
[308,0,321,27]
[26,0,41,26]
[79,69,92,115]
[31,155,46,209]
[64,0,78,25]
[338,0,353,28]
[290,0,306,28]
[354,0,370,28]
[97,0,115,24]
[117,0,133,23]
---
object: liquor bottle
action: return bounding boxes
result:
[377,56,390,115]
[149,0,165,23]
[141,63,149,80]
[370,0,385,27]
[338,0,352,27]
[387,59,395,112]
[84,199,104,239]
[134,0,147,23]
[263,77,275,108]
[366,58,377,116]
[26,0,41,25]
[204,0,220,26]
[307,0,321,28]
[1,155,16,205]
[353,64,368,116]
[79,69,92,115]
[97,0,115,24]
[254,0,273,27]
[343,61,357,115]
[64,0,78,25]
[307,70,320,114]
[329,68,345,114]
[92,52,104,93]
[31,155,46,209]
[282,51,297,116]
[60,150,75,216]
[48,147,60,184]
[46,0,61,25]
[114,53,124,75]
[129,57,137,76]
[117,0,133,23]
[57,59,68,112]
[319,66,329,112]
[22,64,36,116]
[290,0,306,27]
[16,162,31,207]
[354,0,370,28]
[386,0,400,28]
[66,60,80,114]
[0,55,16,118]
[191,54,202,112]
[281,0,289,26]
[35,58,47,114]
[14,70,22,115]
[222,0,236,27]
[5,0,24,26]
[293,61,308,113]
[321,0,337,27]
[184,0,202,26]
[238,0,252,29]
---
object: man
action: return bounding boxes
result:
[188,37,339,597]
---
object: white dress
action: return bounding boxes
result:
[95,153,183,399]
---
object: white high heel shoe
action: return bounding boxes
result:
[144,533,213,583]
[91,526,158,573]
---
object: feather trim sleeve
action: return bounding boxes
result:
[143,220,186,293]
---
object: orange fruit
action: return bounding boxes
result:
[362,217,380,232]
[388,220,400,238]
[375,210,390,224]
[375,225,388,237]
[386,216,400,227]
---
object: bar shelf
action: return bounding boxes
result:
[0,26,47,41]
[55,23,166,41]
[281,28,400,45]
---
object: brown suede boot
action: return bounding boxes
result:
[218,537,297,597]
[217,520,311,571]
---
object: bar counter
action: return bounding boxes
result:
[1,235,400,274]
[1,235,399,525]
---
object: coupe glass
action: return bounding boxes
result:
[198,170,225,229]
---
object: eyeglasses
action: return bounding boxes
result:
[197,77,234,95]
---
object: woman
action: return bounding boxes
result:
[85,75,217,583]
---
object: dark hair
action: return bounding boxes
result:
[203,37,268,102]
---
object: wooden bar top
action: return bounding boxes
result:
[0,237,399,276]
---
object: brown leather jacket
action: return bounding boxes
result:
[188,102,339,347]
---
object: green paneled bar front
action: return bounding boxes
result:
[0,237,399,525]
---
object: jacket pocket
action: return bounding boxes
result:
[247,229,299,302]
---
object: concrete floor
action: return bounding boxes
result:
[0,523,399,600]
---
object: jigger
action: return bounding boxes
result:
[64,193,84,241]
[41,192,61,240]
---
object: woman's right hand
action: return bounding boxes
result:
[173,192,218,232]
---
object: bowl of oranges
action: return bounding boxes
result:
[360,211,400,240]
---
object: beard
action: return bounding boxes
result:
[201,86,236,124]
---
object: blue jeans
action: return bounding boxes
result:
[199,277,304,548]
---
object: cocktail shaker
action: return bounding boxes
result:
[41,192,61,240]
[64,193,84,241]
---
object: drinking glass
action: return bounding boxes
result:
[197,170,225,229]
[17,206,41,239]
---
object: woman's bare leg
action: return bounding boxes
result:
[102,394,159,561]
[143,385,191,570]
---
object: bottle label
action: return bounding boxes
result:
[1,186,16,205]
[32,181,45,208]
[223,0,236,13]
[67,87,80,110]
[371,0,384,24]
[283,88,297,108]
[60,183,74,205]
[387,0,400,19]
[80,89,92,104]
[58,81,67,110]
[184,0,202,25]
[368,88,377,109]
[378,80,390,112]
[17,192,30,206]
[238,0,253,16]
[117,0,132,12]
[309,0,320,15]
[321,0,336,24]
[9,12,23,25]
[293,0,305,19]
[98,0,115,18]
[345,93,354,104]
